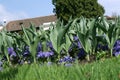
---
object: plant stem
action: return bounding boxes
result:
[86,54,90,61]
[34,57,36,63]
[110,48,113,57]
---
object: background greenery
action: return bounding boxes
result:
[52,0,105,23]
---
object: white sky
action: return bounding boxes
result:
[0,0,120,23]
[98,0,120,16]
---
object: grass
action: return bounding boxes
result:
[0,57,120,80]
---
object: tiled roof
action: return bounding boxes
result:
[6,15,57,31]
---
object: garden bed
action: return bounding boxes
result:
[0,16,120,80]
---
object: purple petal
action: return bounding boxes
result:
[113,46,120,52]
[37,42,42,52]
[113,51,120,56]
[8,47,17,57]
[37,51,44,58]
[73,36,79,41]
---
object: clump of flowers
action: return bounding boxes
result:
[36,42,54,62]
[8,47,17,57]
[37,51,54,58]
[8,47,19,64]
[113,40,120,56]
[21,46,31,64]
[22,46,30,57]
[73,35,82,49]
[69,35,86,60]
[8,47,17,61]
[58,56,75,64]
[77,48,86,60]
[96,44,109,51]
[46,41,55,52]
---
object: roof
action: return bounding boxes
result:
[6,15,57,31]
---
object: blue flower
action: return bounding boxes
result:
[113,46,120,52]
[102,45,109,51]
[112,40,120,56]
[8,47,17,57]
[44,52,51,57]
[59,59,63,63]
[23,46,30,57]
[114,40,120,47]
[77,48,86,59]
[37,42,42,52]
[59,56,74,63]
[18,60,24,65]
[73,36,79,41]
[37,51,54,58]
[73,35,82,49]
[37,51,44,58]
[77,41,82,49]
[46,41,55,51]
[113,52,120,56]
[96,44,108,51]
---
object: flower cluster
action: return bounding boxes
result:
[37,51,54,58]
[73,35,82,49]
[96,44,109,51]
[8,47,20,65]
[69,36,85,60]
[20,46,31,64]
[59,56,75,64]
[37,42,42,52]
[77,48,86,60]
[37,42,54,59]
[8,47,17,60]
[23,46,30,57]
[46,41,55,51]
[113,40,120,56]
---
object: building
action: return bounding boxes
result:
[5,15,57,32]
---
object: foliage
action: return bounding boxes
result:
[0,16,120,66]
[52,0,105,23]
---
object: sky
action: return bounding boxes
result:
[98,0,120,16]
[0,0,120,22]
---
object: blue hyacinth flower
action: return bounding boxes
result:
[96,44,108,51]
[114,40,120,47]
[46,41,55,51]
[8,47,17,57]
[23,46,30,57]
[73,35,79,41]
[73,35,82,49]
[59,56,74,63]
[113,51,120,56]
[37,51,44,58]
[78,48,86,58]
[113,40,120,56]
[37,42,42,52]
[113,46,120,52]
[37,51,54,58]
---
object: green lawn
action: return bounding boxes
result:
[0,57,120,80]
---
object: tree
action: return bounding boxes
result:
[52,0,105,23]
